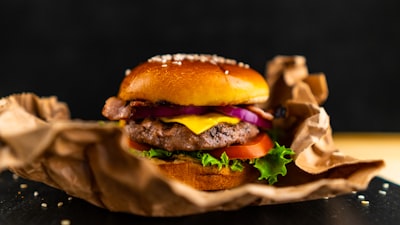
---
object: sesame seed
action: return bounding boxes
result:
[12,174,19,180]
[224,70,229,75]
[357,195,365,200]
[172,61,182,66]
[147,55,161,62]
[41,203,48,208]
[186,54,195,60]
[199,55,208,62]
[173,54,184,61]
[382,183,390,190]
[161,64,167,67]
[60,219,71,225]
[379,190,387,195]
[124,69,131,76]
[225,59,236,65]
[68,196,73,201]
[34,191,39,197]
[361,200,370,206]
[57,202,64,208]
[20,184,28,189]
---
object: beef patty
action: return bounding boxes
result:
[126,118,259,151]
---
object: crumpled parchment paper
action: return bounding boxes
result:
[0,56,384,217]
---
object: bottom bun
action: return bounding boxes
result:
[154,159,260,191]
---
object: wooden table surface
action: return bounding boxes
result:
[333,132,400,184]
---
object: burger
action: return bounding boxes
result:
[102,54,294,191]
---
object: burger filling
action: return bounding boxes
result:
[102,97,294,184]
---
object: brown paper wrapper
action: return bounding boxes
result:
[0,56,384,217]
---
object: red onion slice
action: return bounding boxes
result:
[213,106,272,129]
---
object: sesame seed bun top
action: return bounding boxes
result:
[118,54,269,106]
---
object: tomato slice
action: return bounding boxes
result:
[128,133,274,160]
[209,133,274,159]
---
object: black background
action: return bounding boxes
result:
[1,0,399,132]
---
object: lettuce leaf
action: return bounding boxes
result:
[200,152,243,171]
[143,148,173,158]
[230,159,245,172]
[201,153,224,170]
[250,143,294,185]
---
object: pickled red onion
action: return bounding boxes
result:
[214,106,272,129]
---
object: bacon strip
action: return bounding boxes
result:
[102,97,131,120]
[245,105,274,121]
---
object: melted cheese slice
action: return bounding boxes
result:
[160,113,240,135]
